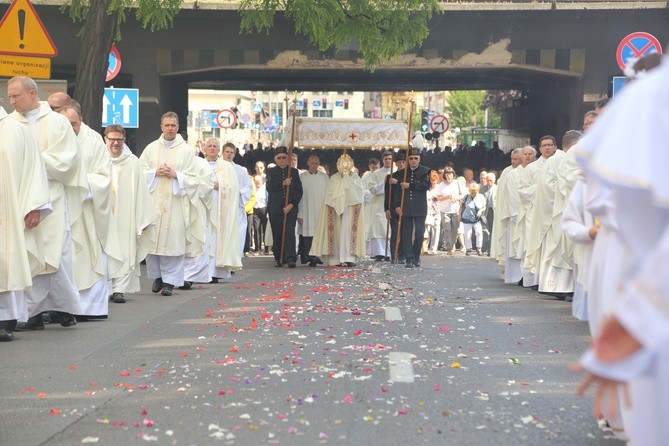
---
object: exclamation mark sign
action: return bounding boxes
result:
[17,9,26,49]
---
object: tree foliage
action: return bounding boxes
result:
[238,0,441,70]
[447,90,500,129]
[62,0,182,130]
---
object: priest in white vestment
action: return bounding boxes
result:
[310,153,366,266]
[60,107,124,317]
[205,140,242,279]
[575,58,669,446]
[105,126,156,303]
[221,143,253,258]
[297,155,329,266]
[140,112,201,296]
[0,106,51,341]
[561,176,596,321]
[523,135,562,288]
[490,148,521,280]
[181,154,214,287]
[8,77,88,330]
[365,151,393,261]
[515,144,545,288]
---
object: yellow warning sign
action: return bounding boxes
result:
[0,0,57,57]
[0,54,50,78]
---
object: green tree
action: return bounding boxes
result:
[64,0,182,129]
[239,0,441,70]
[447,90,500,129]
[64,0,440,129]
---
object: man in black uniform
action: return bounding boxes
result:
[392,147,431,268]
[266,146,303,268]
[385,152,405,263]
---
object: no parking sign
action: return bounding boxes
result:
[616,32,662,72]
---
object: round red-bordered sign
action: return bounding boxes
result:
[616,32,662,72]
[429,114,450,134]
[216,109,237,129]
[106,44,122,82]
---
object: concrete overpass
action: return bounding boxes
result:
[2,0,667,149]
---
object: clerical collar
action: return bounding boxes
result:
[24,107,41,124]
[309,170,318,174]
[163,138,176,148]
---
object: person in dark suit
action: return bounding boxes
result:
[392,148,431,268]
[385,152,406,263]
[266,146,303,268]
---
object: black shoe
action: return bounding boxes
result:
[15,314,45,331]
[0,329,14,342]
[75,315,92,322]
[384,256,391,262]
[161,284,174,296]
[465,250,471,256]
[517,278,524,287]
[274,260,282,267]
[288,261,296,268]
[178,281,193,290]
[405,262,414,268]
[414,260,421,267]
[374,255,384,262]
[152,278,163,293]
[308,259,319,267]
[110,293,126,303]
[530,285,539,291]
[57,312,77,327]
[209,278,219,284]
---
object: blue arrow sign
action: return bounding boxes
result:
[102,88,139,128]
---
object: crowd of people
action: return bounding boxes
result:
[1,61,668,445]
[0,75,505,343]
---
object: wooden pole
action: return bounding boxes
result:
[279,92,299,264]
[384,150,395,260]
[393,101,414,263]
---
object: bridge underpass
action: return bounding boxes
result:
[160,64,581,147]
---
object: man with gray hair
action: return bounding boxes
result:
[508,145,537,286]
[8,76,88,330]
[490,148,522,280]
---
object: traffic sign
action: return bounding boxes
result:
[612,76,628,97]
[312,100,321,108]
[335,100,344,107]
[252,102,262,113]
[106,44,121,82]
[0,0,57,57]
[616,32,662,72]
[429,114,450,134]
[102,88,139,128]
[0,54,49,78]
[210,113,219,128]
[216,109,236,129]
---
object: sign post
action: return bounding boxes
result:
[102,88,139,128]
[216,109,237,129]
[106,44,122,82]
[429,114,450,134]
[0,0,57,78]
[616,32,662,71]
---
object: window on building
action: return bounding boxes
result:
[312,110,333,118]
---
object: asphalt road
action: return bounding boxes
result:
[0,253,620,445]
